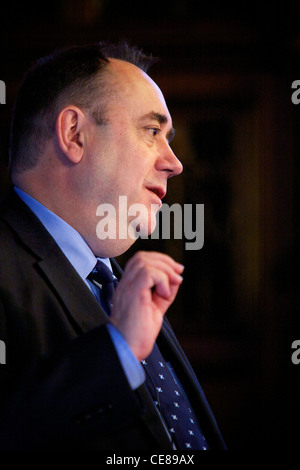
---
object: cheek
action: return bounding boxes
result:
[117,163,148,198]
[91,133,153,204]
[117,137,152,180]
[85,140,121,201]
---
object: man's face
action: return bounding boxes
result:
[77,59,183,257]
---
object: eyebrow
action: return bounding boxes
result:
[140,111,176,143]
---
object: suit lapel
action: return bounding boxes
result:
[0,187,108,333]
[37,245,108,332]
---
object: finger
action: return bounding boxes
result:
[123,252,184,285]
[152,281,181,307]
[125,251,184,274]
[141,251,185,273]
[124,262,183,288]
[137,266,173,300]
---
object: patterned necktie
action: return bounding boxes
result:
[143,343,210,450]
[88,260,118,315]
[88,261,209,450]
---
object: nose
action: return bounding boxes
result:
[157,143,183,178]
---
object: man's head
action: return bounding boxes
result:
[9,42,154,174]
[10,42,183,257]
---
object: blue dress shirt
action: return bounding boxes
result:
[14,187,145,390]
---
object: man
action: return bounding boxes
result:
[0,42,226,450]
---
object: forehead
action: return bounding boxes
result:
[106,58,172,123]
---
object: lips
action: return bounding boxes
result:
[146,185,166,203]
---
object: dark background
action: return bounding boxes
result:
[1,0,299,449]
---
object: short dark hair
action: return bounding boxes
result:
[9,41,156,174]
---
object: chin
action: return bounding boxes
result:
[128,213,157,239]
[92,237,137,258]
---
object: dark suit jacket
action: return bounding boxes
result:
[0,188,226,450]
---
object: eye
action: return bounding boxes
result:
[146,127,161,138]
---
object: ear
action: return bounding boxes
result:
[55,106,86,164]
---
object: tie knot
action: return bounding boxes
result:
[89,260,117,286]
[87,260,118,315]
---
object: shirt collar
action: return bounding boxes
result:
[14,187,112,280]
